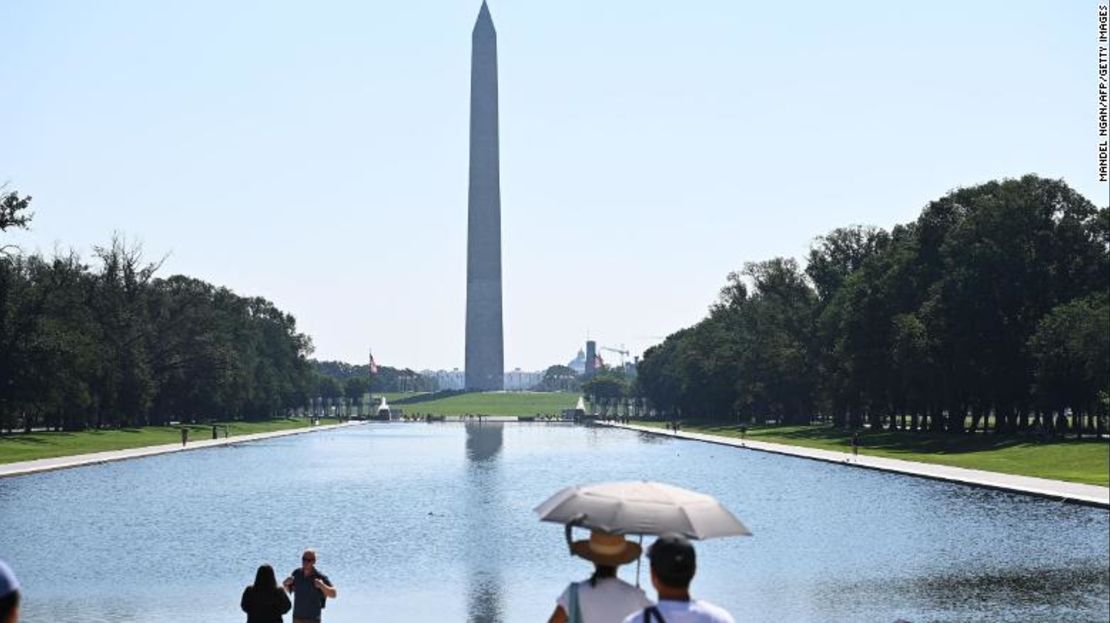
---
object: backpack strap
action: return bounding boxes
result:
[643,606,667,623]
[567,582,583,623]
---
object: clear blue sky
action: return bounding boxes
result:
[2,0,1105,372]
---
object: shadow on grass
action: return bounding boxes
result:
[687,422,1107,456]
[0,428,149,444]
[0,436,55,445]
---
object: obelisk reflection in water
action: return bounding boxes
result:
[465,421,506,622]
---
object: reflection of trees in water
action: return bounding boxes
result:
[465,422,505,622]
[581,425,670,451]
[903,565,1109,609]
[466,422,504,462]
[817,564,1109,618]
[636,431,670,445]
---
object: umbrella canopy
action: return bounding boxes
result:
[534,481,752,540]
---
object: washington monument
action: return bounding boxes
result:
[465,1,504,391]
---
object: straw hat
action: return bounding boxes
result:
[571,530,642,566]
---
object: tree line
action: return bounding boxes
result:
[1,190,314,432]
[637,176,1109,437]
[308,360,436,404]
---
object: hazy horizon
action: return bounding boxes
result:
[2,0,1105,372]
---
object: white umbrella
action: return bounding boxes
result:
[534,481,752,540]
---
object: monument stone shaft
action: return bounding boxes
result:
[465,1,504,390]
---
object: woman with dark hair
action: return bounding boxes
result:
[547,531,652,623]
[241,564,291,623]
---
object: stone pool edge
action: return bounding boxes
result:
[599,422,1110,509]
[0,420,368,479]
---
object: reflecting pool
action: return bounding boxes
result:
[1,423,1107,622]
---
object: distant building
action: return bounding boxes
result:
[424,368,466,390]
[567,349,586,374]
[421,367,541,391]
[585,340,598,377]
[504,368,542,390]
[621,359,639,378]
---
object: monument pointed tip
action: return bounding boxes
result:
[476,0,493,23]
[473,0,495,35]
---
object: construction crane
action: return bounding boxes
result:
[601,345,630,367]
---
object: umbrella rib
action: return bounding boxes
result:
[678,504,698,539]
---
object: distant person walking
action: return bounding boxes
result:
[241,564,291,623]
[623,534,735,623]
[283,549,336,623]
[547,530,652,623]
[851,431,860,458]
[0,559,20,623]
[180,427,188,447]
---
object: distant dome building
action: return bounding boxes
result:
[567,349,586,374]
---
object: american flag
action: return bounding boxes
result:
[369,349,379,375]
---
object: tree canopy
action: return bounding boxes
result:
[1,235,314,431]
[0,188,32,233]
[638,175,1109,437]
[538,365,580,391]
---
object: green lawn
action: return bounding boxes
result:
[0,418,338,465]
[632,421,1110,487]
[395,391,578,417]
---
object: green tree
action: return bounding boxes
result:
[1,226,315,432]
[582,373,628,401]
[0,188,32,234]
[1028,294,1110,436]
[315,375,343,401]
[637,175,1108,438]
[806,225,889,302]
[344,376,369,402]
[540,365,579,391]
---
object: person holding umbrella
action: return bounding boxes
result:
[622,534,735,623]
[546,530,652,623]
[536,482,751,623]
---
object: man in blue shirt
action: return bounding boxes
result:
[283,549,337,623]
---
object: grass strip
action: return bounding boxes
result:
[631,420,1109,487]
[391,391,577,417]
[0,418,338,465]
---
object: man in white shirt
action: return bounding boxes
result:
[622,534,735,623]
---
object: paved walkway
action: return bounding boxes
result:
[601,422,1110,508]
[0,420,366,479]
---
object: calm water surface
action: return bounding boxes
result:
[1,423,1107,622]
